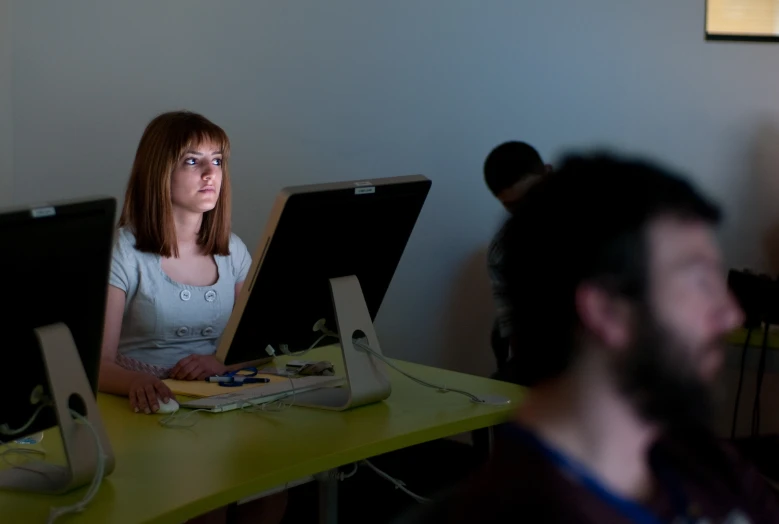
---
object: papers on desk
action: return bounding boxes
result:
[163,374,287,398]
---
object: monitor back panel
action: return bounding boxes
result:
[222,176,431,365]
[0,198,116,437]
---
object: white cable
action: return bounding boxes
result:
[0,401,105,521]
[159,378,299,430]
[361,459,431,504]
[352,340,485,404]
[338,463,359,481]
[47,410,106,524]
[0,440,47,469]
[279,334,338,357]
[158,409,212,429]
[265,376,297,411]
[240,376,298,413]
[0,401,51,470]
[311,322,485,404]
[0,403,51,436]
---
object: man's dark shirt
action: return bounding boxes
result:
[403,424,779,523]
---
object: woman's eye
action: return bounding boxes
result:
[213,158,222,167]
[184,158,197,166]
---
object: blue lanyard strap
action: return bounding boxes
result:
[502,424,691,524]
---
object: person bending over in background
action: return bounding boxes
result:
[483,141,551,381]
[413,154,779,522]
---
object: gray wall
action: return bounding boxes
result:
[0,0,12,207]
[7,1,779,383]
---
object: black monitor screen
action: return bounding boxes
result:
[223,177,430,365]
[0,198,115,439]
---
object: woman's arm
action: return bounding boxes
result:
[99,286,172,412]
[98,286,143,394]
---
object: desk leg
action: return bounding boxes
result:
[316,469,338,524]
[472,427,495,462]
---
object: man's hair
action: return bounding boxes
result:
[484,141,546,196]
[119,110,232,258]
[502,153,721,386]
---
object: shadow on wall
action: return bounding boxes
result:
[438,246,496,377]
[754,120,779,274]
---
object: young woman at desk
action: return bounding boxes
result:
[98,111,287,524]
[98,110,252,414]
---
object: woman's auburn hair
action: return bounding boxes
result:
[119,111,232,258]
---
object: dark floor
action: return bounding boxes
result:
[731,434,779,482]
[278,437,483,524]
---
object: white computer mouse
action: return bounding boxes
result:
[156,398,180,414]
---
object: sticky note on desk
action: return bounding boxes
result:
[163,374,287,398]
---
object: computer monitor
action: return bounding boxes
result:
[0,197,116,493]
[217,175,431,410]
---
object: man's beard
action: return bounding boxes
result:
[613,317,725,432]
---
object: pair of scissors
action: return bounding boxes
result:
[205,367,271,387]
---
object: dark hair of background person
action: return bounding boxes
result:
[501,153,721,386]
[483,141,546,196]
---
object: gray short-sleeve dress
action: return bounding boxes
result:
[108,227,252,375]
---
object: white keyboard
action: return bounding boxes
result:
[181,376,344,412]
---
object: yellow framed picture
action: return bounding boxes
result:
[706,0,779,41]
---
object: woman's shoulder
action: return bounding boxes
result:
[113,227,151,266]
[225,233,252,281]
[109,227,150,292]
[228,233,251,256]
[116,226,136,246]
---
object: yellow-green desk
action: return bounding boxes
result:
[0,347,524,523]
[729,326,779,350]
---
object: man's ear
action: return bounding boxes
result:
[575,282,633,350]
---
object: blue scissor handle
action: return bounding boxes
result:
[216,367,264,387]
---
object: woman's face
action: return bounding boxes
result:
[170,140,223,214]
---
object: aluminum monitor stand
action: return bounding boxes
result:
[0,323,115,494]
[294,276,392,411]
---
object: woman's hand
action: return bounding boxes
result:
[170,355,227,381]
[128,374,174,414]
